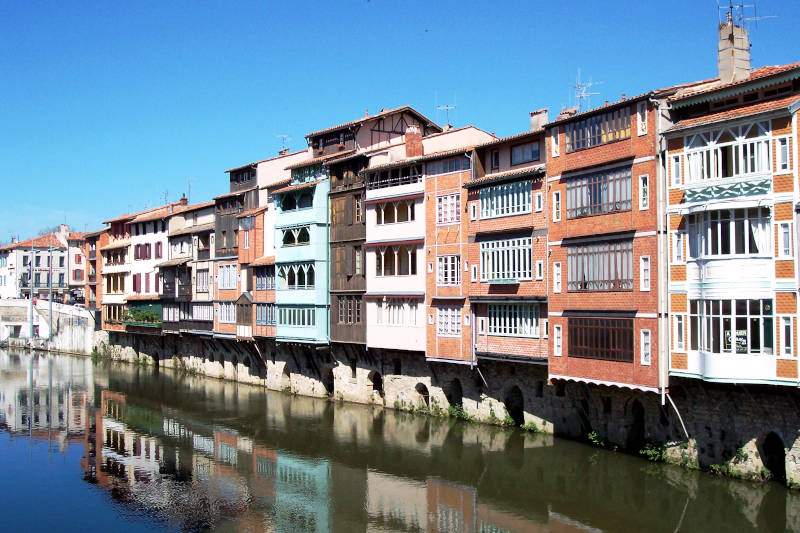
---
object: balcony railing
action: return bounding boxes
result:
[163,319,213,332]
[88,274,97,282]
[162,281,192,301]
[197,248,211,261]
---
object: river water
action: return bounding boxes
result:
[0,350,797,532]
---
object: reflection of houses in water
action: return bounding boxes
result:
[0,352,93,452]
[367,470,428,531]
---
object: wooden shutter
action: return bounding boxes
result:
[345,245,354,276]
[134,273,140,293]
[344,195,353,226]
[145,273,150,293]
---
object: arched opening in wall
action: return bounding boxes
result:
[757,431,786,483]
[444,378,463,408]
[368,371,384,397]
[280,363,291,390]
[626,400,646,452]
[504,386,525,427]
[322,367,335,396]
[415,383,430,408]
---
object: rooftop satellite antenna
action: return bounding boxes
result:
[573,68,602,112]
[436,104,457,127]
[277,134,290,150]
[163,190,169,205]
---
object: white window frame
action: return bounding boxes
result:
[780,316,794,357]
[673,232,684,264]
[436,194,461,225]
[640,255,651,292]
[243,230,249,250]
[550,127,560,157]
[471,264,478,282]
[553,325,562,356]
[470,203,477,221]
[479,237,532,282]
[535,260,544,280]
[479,180,532,219]
[637,101,647,136]
[535,192,543,212]
[777,136,791,171]
[436,255,461,286]
[436,306,461,337]
[219,302,236,324]
[553,262,561,293]
[671,155,682,186]
[674,314,685,351]
[638,174,649,211]
[552,191,561,222]
[542,318,548,339]
[640,329,651,365]
[779,222,792,258]
[487,303,540,337]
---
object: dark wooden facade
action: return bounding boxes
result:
[214,187,257,258]
[328,156,367,344]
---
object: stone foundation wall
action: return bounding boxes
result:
[98,332,800,487]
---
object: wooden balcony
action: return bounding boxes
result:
[197,248,211,261]
[162,281,192,301]
[163,319,213,333]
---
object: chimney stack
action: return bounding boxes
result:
[11,237,18,244]
[405,125,423,158]
[278,147,290,156]
[529,108,548,131]
[58,224,69,236]
[179,194,188,206]
[718,13,751,83]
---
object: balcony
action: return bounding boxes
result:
[162,282,192,301]
[88,274,97,282]
[197,248,211,261]
[163,319,213,333]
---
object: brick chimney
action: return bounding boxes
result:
[405,125,423,158]
[179,194,188,206]
[718,13,751,83]
[11,236,17,244]
[278,148,290,156]
[529,108,548,131]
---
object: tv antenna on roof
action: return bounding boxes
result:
[573,68,602,112]
[717,1,776,30]
[436,104,457,127]
[163,190,169,205]
[277,134,290,150]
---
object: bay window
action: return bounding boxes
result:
[687,207,770,258]
[479,180,532,219]
[376,246,417,276]
[479,237,532,282]
[566,166,632,219]
[487,303,541,337]
[567,240,633,292]
[684,121,771,183]
[689,298,773,355]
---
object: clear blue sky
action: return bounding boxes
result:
[1,0,798,240]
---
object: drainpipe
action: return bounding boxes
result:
[652,96,668,406]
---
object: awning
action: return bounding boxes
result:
[157,257,191,268]
[99,240,130,251]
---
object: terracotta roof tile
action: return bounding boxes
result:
[270,179,323,196]
[236,206,268,218]
[671,63,800,101]
[360,146,475,174]
[304,106,441,139]
[1,233,65,251]
[214,187,257,201]
[284,150,355,170]
[250,255,276,267]
[225,150,306,173]
[465,164,545,189]
[668,94,800,133]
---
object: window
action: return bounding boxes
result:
[552,191,561,221]
[219,302,236,324]
[553,262,561,293]
[35,256,41,267]
[243,230,249,250]
[674,233,684,263]
[354,194,363,223]
[554,325,562,356]
[376,199,415,224]
[568,317,634,362]
[366,164,423,190]
[281,226,310,247]
[490,150,499,169]
[436,306,461,336]
[427,157,470,176]
[566,166,632,219]
[255,266,275,290]
[637,101,647,136]
[687,208,771,258]
[689,298,774,354]
[437,255,461,286]
[479,237,532,282]
[471,264,478,282]
[437,194,461,225]
[337,296,362,325]
[58,256,65,267]
[218,264,237,290]
[779,222,792,257]
[354,246,363,276]
[565,106,631,152]
[550,127,560,157]
[511,142,539,165]
[470,203,477,221]
[777,137,790,171]
[639,175,649,210]
[376,299,418,326]
[155,242,162,259]
[567,240,633,291]
[197,269,209,292]
[684,121,770,183]
[488,304,541,337]
[479,180,531,219]
[277,263,315,289]
[675,315,686,350]
[535,193,543,212]
[640,255,650,292]
[278,306,316,326]
[781,316,793,357]
[671,155,682,186]
[376,246,417,276]
[641,329,652,365]
[536,260,544,280]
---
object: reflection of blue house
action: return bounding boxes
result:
[275,453,330,532]
[271,161,330,344]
